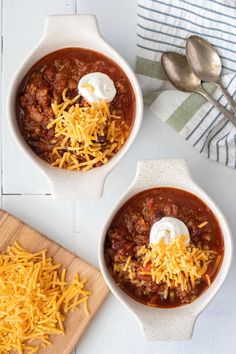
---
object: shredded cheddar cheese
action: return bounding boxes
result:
[47,88,130,171]
[0,241,91,354]
[198,221,208,228]
[114,236,215,293]
[141,236,210,291]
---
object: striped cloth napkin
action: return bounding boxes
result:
[136,0,236,168]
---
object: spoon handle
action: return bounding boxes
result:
[198,87,236,128]
[213,80,236,114]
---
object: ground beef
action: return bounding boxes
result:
[16,48,135,164]
[104,187,224,308]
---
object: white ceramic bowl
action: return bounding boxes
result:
[98,159,233,341]
[7,15,143,199]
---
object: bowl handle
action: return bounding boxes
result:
[132,159,195,190]
[40,14,102,45]
[138,311,197,341]
[43,167,108,200]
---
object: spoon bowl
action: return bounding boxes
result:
[186,35,236,113]
[186,35,221,82]
[161,52,202,92]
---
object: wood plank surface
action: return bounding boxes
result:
[0,209,109,354]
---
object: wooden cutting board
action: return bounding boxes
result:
[0,209,109,354]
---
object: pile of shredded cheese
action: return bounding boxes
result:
[140,236,212,291]
[114,236,218,293]
[47,88,130,171]
[0,241,91,354]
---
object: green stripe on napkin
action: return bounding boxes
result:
[144,91,162,106]
[167,82,215,132]
[166,93,206,131]
[136,56,167,81]
[167,83,216,132]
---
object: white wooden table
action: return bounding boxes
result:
[1,1,236,353]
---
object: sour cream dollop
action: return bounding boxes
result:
[149,217,190,245]
[78,72,116,104]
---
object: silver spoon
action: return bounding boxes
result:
[161,52,236,128]
[186,35,236,113]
